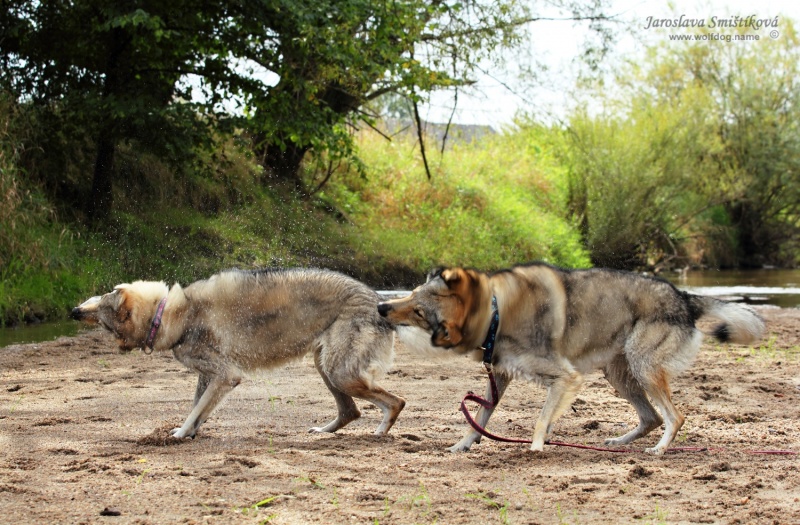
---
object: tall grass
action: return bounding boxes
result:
[316,129,591,272]
[2,106,591,325]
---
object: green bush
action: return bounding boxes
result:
[317,130,591,272]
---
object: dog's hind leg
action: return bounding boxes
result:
[530,371,583,452]
[637,369,684,455]
[449,372,512,453]
[367,387,405,435]
[172,375,241,438]
[341,380,406,435]
[309,350,362,433]
[602,355,662,446]
[626,328,697,455]
[193,373,212,407]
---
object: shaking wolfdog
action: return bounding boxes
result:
[71,268,405,439]
[378,263,764,455]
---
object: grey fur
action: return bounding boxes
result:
[379,263,765,455]
[72,268,405,439]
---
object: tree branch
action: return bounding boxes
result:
[420,14,616,42]
[356,111,394,142]
[412,95,431,180]
[309,158,340,196]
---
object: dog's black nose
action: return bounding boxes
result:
[70,307,83,320]
[377,303,391,317]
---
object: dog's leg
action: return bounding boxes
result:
[368,387,406,435]
[638,369,684,455]
[530,371,583,452]
[193,373,212,407]
[625,328,694,455]
[171,375,241,438]
[602,356,663,446]
[449,373,512,453]
[310,352,362,433]
[344,381,406,435]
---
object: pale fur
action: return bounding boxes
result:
[700,299,765,344]
[72,268,405,440]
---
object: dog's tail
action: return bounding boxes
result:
[688,295,765,344]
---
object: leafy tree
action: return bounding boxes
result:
[637,24,800,267]
[1,0,228,224]
[559,21,800,269]
[1,0,611,223]
[714,29,800,266]
[561,87,726,269]
[219,0,611,187]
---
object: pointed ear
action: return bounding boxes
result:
[426,267,444,283]
[112,289,134,322]
[441,268,462,285]
[110,286,128,309]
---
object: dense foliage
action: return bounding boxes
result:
[0,0,608,223]
[558,23,800,269]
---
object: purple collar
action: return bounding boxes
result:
[145,297,167,350]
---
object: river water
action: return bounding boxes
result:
[2,269,798,348]
[664,268,800,309]
[0,319,90,349]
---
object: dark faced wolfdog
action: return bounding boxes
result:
[379,263,764,455]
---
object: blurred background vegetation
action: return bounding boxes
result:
[1,1,799,325]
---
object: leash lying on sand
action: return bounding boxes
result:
[460,365,798,456]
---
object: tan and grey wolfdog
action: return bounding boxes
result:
[378,263,764,455]
[71,268,405,439]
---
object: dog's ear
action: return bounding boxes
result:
[111,285,130,308]
[439,268,467,288]
[426,267,445,283]
[441,268,460,283]
[111,287,134,322]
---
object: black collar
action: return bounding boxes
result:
[480,296,499,364]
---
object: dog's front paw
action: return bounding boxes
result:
[447,441,473,453]
[171,427,195,439]
[644,445,666,456]
[529,440,545,453]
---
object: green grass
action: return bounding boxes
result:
[465,491,512,525]
[317,131,591,272]
[0,182,366,325]
[2,127,591,325]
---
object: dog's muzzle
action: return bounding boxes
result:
[71,296,101,321]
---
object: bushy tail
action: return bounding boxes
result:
[689,295,765,344]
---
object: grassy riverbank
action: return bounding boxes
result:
[1,130,589,326]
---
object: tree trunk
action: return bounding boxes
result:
[86,27,127,227]
[262,140,310,193]
[87,134,115,226]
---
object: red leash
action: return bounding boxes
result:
[460,368,797,456]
